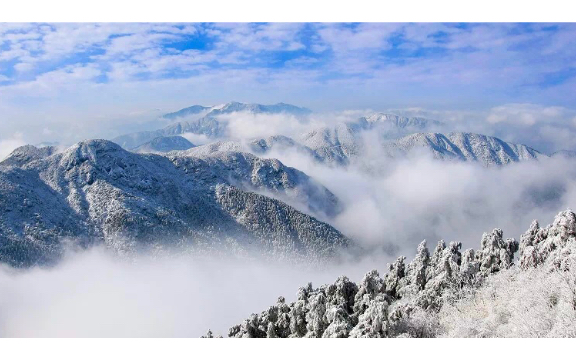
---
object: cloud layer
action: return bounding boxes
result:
[0,248,391,337]
[265,143,576,255]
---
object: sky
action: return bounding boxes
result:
[1,22,576,151]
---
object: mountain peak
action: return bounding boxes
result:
[162,105,210,120]
[383,131,544,166]
[73,139,124,152]
[59,139,127,168]
[361,113,443,129]
[1,144,59,167]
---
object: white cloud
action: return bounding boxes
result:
[266,143,576,256]
[316,23,401,53]
[0,247,391,337]
[209,22,307,52]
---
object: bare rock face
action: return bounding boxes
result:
[226,210,576,338]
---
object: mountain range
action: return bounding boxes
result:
[0,101,571,267]
[0,139,348,267]
[113,102,543,168]
[112,102,312,149]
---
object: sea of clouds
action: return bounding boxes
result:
[2,108,576,337]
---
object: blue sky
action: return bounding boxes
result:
[0,22,576,151]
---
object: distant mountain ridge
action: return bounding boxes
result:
[112,102,312,150]
[551,149,576,159]
[383,132,544,166]
[351,113,444,132]
[132,135,195,153]
[186,131,545,168]
[162,105,210,120]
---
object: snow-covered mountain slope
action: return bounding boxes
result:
[112,102,311,149]
[205,101,311,118]
[299,123,363,166]
[132,136,195,153]
[186,130,546,169]
[295,113,444,166]
[170,149,340,218]
[383,132,544,166]
[0,145,59,167]
[113,105,545,170]
[351,113,444,133]
[0,140,349,267]
[185,135,320,161]
[162,105,210,120]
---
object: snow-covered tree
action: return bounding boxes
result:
[224,209,576,338]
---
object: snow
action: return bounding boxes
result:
[226,210,576,338]
[0,139,348,267]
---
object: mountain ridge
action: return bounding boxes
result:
[0,139,349,267]
[112,102,312,149]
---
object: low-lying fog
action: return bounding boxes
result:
[0,248,393,337]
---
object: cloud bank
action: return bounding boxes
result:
[265,143,576,255]
[0,248,391,337]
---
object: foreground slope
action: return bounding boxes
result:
[0,140,348,267]
[223,209,576,338]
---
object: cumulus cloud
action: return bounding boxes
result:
[223,113,318,140]
[180,132,211,145]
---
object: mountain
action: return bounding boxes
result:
[205,102,311,117]
[132,136,195,153]
[383,132,544,166]
[0,140,349,267]
[162,105,210,120]
[351,113,444,133]
[0,145,59,167]
[295,113,445,166]
[299,123,363,166]
[185,130,546,170]
[185,135,321,161]
[112,102,312,150]
[170,149,340,218]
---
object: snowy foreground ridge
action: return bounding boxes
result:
[214,210,576,338]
